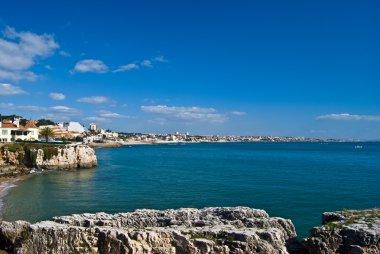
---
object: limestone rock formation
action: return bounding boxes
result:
[302,208,380,254]
[0,144,97,176]
[0,207,297,254]
[35,145,97,169]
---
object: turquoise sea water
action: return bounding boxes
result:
[2,142,380,237]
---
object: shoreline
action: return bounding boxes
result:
[89,140,375,149]
[0,175,30,219]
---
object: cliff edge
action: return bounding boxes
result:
[0,207,296,254]
[303,208,380,254]
[0,144,97,176]
[0,207,378,253]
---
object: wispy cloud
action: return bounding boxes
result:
[59,50,71,57]
[0,26,59,82]
[49,92,65,100]
[77,96,110,104]
[113,63,139,73]
[141,105,227,123]
[72,59,108,73]
[44,65,53,70]
[141,59,152,67]
[84,116,107,122]
[50,106,80,115]
[0,83,27,95]
[231,111,247,116]
[0,103,80,116]
[97,110,130,119]
[317,113,380,121]
[153,55,167,62]
[114,55,167,73]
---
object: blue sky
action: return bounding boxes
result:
[0,1,379,139]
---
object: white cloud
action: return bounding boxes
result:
[72,59,108,73]
[0,102,14,108]
[49,92,66,100]
[141,105,227,123]
[85,116,106,122]
[0,26,59,81]
[317,113,380,121]
[97,110,129,118]
[0,69,38,81]
[114,55,167,73]
[0,83,27,95]
[113,63,139,73]
[231,111,247,116]
[141,60,152,67]
[0,102,80,115]
[44,65,53,70]
[16,105,45,112]
[153,55,167,62]
[77,96,110,104]
[50,105,80,115]
[59,50,71,57]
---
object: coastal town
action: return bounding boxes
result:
[0,114,345,146]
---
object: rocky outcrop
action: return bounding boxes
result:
[0,207,297,254]
[302,208,380,254]
[35,145,97,169]
[0,144,97,175]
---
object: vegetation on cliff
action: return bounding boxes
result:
[0,143,97,176]
[1,143,62,167]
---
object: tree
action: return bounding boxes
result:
[39,127,55,142]
[36,119,56,127]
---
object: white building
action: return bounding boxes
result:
[63,122,85,133]
[89,123,97,131]
[0,120,39,142]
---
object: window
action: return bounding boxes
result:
[30,131,34,135]
[2,130,8,135]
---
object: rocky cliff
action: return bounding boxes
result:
[0,144,97,176]
[302,208,380,254]
[0,207,297,254]
[34,145,97,170]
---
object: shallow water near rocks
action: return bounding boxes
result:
[2,142,380,238]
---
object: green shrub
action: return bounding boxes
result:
[42,147,59,160]
[17,152,25,165]
[3,143,24,152]
[3,143,64,165]
[29,149,38,166]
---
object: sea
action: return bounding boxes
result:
[2,142,380,238]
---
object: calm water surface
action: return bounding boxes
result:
[2,142,380,237]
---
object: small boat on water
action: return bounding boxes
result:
[354,145,363,149]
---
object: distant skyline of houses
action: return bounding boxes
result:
[0,114,352,144]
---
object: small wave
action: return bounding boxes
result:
[0,181,17,216]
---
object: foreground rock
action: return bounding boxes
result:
[0,207,297,254]
[303,208,380,253]
[0,144,97,176]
